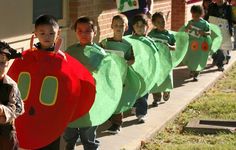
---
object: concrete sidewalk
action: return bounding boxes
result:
[74,51,236,150]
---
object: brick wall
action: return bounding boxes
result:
[171,0,202,31]
[67,0,172,46]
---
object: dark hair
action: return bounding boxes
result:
[151,12,165,24]
[112,14,128,25]
[0,41,21,60]
[131,14,149,27]
[72,16,97,32]
[191,5,203,15]
[35,14,59,29]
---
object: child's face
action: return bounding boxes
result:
[75,23,95,46]
[154,17,165,31]
[192,12,201,21]
[34,25,60,49]
[0,53,9,78]
[111,19,127,37]
[133,21,148,36]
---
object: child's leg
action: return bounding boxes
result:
[63,127,79,150]
[79,126,99,150]
[134,94,149,123]
[152,93,162,106]
[107,113,123,134]
[212,50,225,71]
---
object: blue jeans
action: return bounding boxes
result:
[63,126,99,150]
[134,94,148,117]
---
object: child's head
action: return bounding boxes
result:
[73,16,97,46]
[152,12,166,31]
[0,42,12,78]
[190,5,203,21]
[111,14,128,38]
[231,0,236,5]
[34,15,60,49]
[202,0,212,9]
[132,14,149,36]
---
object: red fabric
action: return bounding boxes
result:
[8,50,95,149]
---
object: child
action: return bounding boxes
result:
[184,5,211,81]
[130,14,151,123]
[64,17,102,150]
[206,0,232,71]
[100,14,134,134]
[0,41,24,150]
[33,14,62,150]
[148,12,176,106]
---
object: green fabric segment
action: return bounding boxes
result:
[40,77,58,105]
[181,19,213,71]
[209,23,223,54]
[148,30,175,93]
[67,44,123,127]
[100,38,141,113]
[17,73,31,101]
[151,71,173,92]
[124,35,158,97]
[100,38,133,60]
[114,67,141,113]
[170,31,189,68]
[183,35,212,71]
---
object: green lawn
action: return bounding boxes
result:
[142,65,236,150]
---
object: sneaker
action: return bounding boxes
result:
[137,115,146,124]
[163,92,170,101]
[218,67,224,72]
[106,124,121,134]
[193,77,198,82]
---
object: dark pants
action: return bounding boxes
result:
[110,113,123,126]
[37,137,61,150]
[212,49,226,68]
[0,132,19,150]
[64,126,99,150]
[134,94,149,117]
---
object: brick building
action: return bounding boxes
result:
[0,0,202,51]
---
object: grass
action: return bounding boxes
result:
[141,64,236,150]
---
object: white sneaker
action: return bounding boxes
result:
[137,115,146,124]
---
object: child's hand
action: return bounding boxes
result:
[185,24,192,32]
[127,60,134,65]
[198,30,205,36]
[167,43,176,51]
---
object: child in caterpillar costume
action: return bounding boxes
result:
[183,5,211,81]
[64,16,124,150]
[148,12,176,106]
[100,14,135,134]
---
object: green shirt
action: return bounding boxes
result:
[66,43,106,72]
[100,38,133,61]
[148,29,176,46]
[186,18,210,38]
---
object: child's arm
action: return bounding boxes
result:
[198,30,211,36]
[0,85,24,124]
[127,48,135,65]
